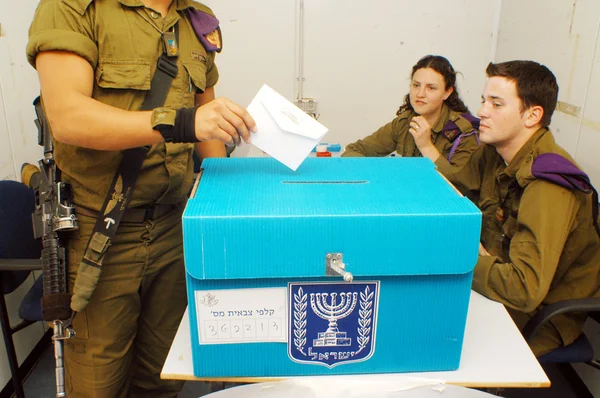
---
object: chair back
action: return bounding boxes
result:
[0,180,42,294]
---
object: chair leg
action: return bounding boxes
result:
[0,291,25,398]
[558,363,595,398]
[588,359,600,371]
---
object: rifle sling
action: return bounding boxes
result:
[71,25,180,314]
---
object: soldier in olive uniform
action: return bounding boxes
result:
[342,55,480,169]
[432,61,600,356]
[27,0,256,396]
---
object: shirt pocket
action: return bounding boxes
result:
[181,58,208,94]
[96,61,152,90]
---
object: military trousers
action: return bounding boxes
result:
[63,203,187,397]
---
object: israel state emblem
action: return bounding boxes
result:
[288,281,379,368]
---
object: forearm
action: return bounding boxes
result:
[37,51,163,151]
[435,145,485,200]
[472,250,557,314]
[36,52,255,151]
[195,140,226,158]
[342,121,398,157]
[474,183,577,313]
[343,138,394,157]
[341,144,367,157]
[45,93,162,151]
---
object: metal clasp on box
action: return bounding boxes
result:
[326,253,353,282]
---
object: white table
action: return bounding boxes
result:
[161,291,550,388]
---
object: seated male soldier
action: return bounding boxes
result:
[423,60,600,356]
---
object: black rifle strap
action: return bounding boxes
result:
[71,24,180,314]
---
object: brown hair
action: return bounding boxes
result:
[485,61,558,127]
[397,55,469,115]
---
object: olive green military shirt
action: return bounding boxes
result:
[437,128,600,352]
[342,104,480,170]
[26,0,219,210]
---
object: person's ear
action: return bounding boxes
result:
[444,86,454,101]
[524,105,543,128]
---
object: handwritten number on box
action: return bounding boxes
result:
[203,318,282,342]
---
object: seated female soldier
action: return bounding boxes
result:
[342,55,479,169]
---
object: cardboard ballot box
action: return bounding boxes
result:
[182,157,481,377]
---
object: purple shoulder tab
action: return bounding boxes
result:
[531,153,592,193]
[460,113,480,130]
[186,9,222,52]
[442,113,480,133]
[442,120,458,132]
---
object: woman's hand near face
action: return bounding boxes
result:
[408,116,432,147]
[408,116,441,162]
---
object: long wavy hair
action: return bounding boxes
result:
[396,55,470,116]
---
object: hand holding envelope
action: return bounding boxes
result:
[193,97,256,146]
[247,84,329,171]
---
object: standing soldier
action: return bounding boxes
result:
[26,0,256,396]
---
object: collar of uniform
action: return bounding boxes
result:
[118,0,193,10]
[504,127,549,186]
[176,0,195,10]
[118,0,144,7]
[431,103,450,134]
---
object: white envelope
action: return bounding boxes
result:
[247,84,328,171]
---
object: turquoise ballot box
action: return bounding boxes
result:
[182,157,481,377]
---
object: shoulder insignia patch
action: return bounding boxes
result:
[204,27,222,52]
[444,129,460,141]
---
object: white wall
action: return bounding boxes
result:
[2,0,600,394]
[302,0,496,146]
[496,1,600,395]
[0,0,43,180]
[200,0,298,106]
[496,0,600,188]
[0,0,48,390]
[204,0,500,158]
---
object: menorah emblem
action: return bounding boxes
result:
[310,292,358,347]
[289,282,379,368]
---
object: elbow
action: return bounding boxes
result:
[43,93,91,147]
[49,120,81,147]
[44,102,72,144]
[46,105,85,147]
[514,289,545,314]
[49,118,70,144]
[519,300,542,314]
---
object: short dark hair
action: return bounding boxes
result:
[485,61,558,127]
[397,55,470,115]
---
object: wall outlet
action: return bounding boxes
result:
[295,98,317,115]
